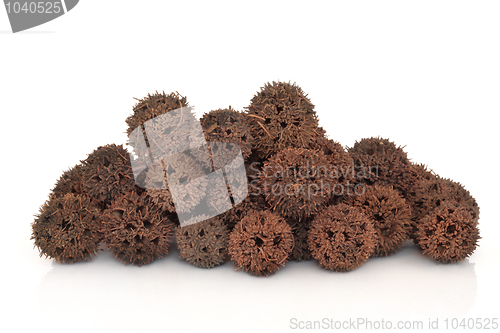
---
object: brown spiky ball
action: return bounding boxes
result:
[31,193,102,264]
[125,91,189,136]
[410,175,479,225]
[52,164,85,198]
[309,128,355,184]
[228,209,293,276]
[246,81,321,158]
[404,163,438,238]
[348,137,416,195]
[415,202,480,263]
[81,144,137,205]
[344,184,411,257]
[259,148,337,221]
[143,163,176,213]
[200,107,253,160]
[101,190,175,266]
[125,92,199,166]
[176,217,229,268]
[164,154,209,213]
[219,193,269,230]
[308,203,376,272]
[143,153,210,215]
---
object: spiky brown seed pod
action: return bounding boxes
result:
[143,164,176,213]
[416,202,480,263]
[101,191,175,266]
[200,107,253,160]
[404,163,438,238]
[219,193,269,230]
[410,176,479,234]
[125,91,189,136]
[246,81,321,158]
[31,193,102,264]
[344,184,411,257]
[287,217,312,261]
[51,164,85,198]
[164,154,209,214]
[259,148,337,221]
[309,128,355,183]
[348,137,416,195]
[228,209,293,276]
[143,150,210,216]
[308,203,376,272]
[176,217,229,268]
[81,144,137,205]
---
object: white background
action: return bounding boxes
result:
[1,1,499,332]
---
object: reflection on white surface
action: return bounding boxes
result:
[36,241,477,332]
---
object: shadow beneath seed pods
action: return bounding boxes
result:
[35,241,476,332]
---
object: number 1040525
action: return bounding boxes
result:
[5,2,62,14]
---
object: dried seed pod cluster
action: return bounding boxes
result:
[228,209,294,276]
[176,217,229,268]
[344,184,412,257]
[307,203,376,272]
[101,190,175,266]
[32,193,102,264]
[31,83,481,276]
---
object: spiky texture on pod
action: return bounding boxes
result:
[52,164,85,198]
[219,194,269,230]
[165,154,209,213]
[344,184,411,257]
[308,203,376,272]
[101,191,175,266]
[309,128,355,184]
[415,202,480,263]
[259,148,337,221]
[404,163,438,238]
[144,154,209,214]
[348,137,416,195]
[31,193,102,264]
[125,91,189,136]
[176,217,229,268]
[81,144,137,205]
[246,81,321,159]
[143,164,176,213]
[200,107,253,160]
[287,217,313,261]
[410,175,479,226]
[228,209,294,276]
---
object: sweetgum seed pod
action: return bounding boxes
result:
[200,107,253,160]
[416,202,480,263]
[228,209,293,277]
[31,193,102,264]
[219,193,269,230]
[259,148,337,221]
[51,164,85,198]
[81,144,137,205]
[125,91,189,136]
[176,217,229,268]
[246,81,321,159]
[348,137,416,195]
[101,190,175,266]
[404,163,438,238]
[344,184,411,257]
[410,175,479,226]
[308,203,376,272]
[143,163,176,213]
[308,127,355,184]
